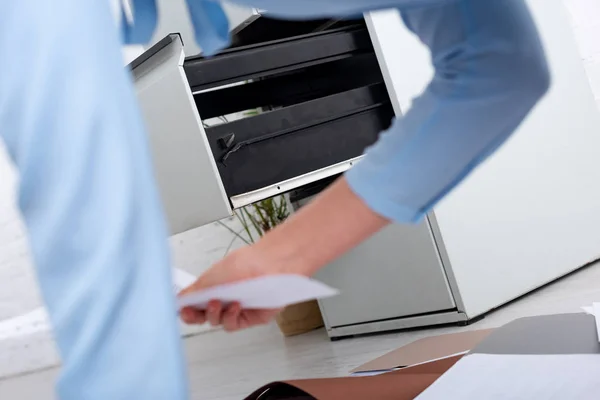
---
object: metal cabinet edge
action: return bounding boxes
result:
[131,35,232,235]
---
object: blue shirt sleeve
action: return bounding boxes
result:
[345,0,550,222]
[190,0,549,223]
[0,1,187,399]
[122,0,231,56]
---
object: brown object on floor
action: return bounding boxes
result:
[276,300,324,337]
[245,355,462,400]
[352,329,494,373]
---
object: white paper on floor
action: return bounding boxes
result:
[0,267,199,342]
[580,302,600,342]
[416,353,600,400]
[177,274,339,310]
[172,267,197,293]
[0,308,51,342]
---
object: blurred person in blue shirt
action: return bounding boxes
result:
[0,0,548,398]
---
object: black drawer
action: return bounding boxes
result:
[129,17,396,230]
[184,23,373,92]
[187,17,395,199]
[206,84,392,196]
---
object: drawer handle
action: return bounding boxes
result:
[218,133,236,149]
[220,101,386,165]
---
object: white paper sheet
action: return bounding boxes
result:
[350,368,402,377]
[580,303,600,342]
[172,267,197,293]
[416,353,600,399]
[0,267,199,342]
[0,308,51,341]
[177,274,339,310]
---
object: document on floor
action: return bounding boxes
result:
[0,267,199,341]
[172,267,197,293]
[415,353,600,399]
[581,303,600,342]
[177,274,339,310]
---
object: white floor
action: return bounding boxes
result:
[1,260,600,400]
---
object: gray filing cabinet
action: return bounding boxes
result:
[291,193,463,339]
[133,4,600,341]
[131,14,466,339]
[316,222,457,334]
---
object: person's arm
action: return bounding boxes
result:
[252,178,389,277]
[345,0,550,223]
[181,0,550,330]
[0,1,187,398]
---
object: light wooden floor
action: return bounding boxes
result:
[2,261,600,400]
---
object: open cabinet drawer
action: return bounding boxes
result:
[130,17,395,234]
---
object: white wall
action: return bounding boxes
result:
[433,0,600,317]
[1,0,599,378]
[564,0,600,110]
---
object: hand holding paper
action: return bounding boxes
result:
[178,274,338,310]
[179,249,337,331]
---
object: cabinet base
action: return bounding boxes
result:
[325,311,468,340]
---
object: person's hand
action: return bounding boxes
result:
[178,246,290,332]
[179,178,388,332]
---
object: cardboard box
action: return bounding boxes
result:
[244,356,463,400]
[351,328,494,375]
[243,329,493,399]
[244,314,600,399]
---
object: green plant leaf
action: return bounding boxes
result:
[244,207,264,238]
[216,220,251,245]
[235,210,255,243]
